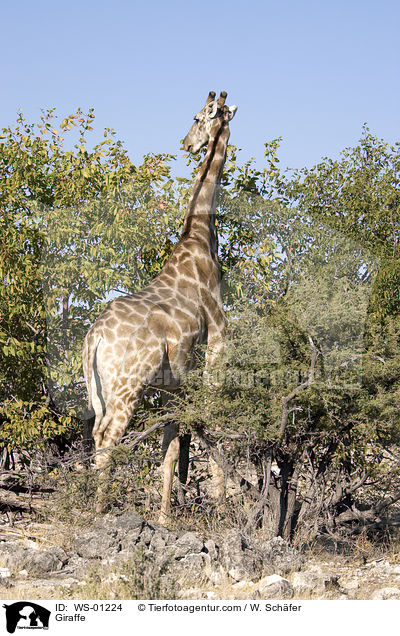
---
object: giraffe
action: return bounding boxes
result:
[82,90,237,524]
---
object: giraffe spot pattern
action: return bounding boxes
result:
[83,94,235,519]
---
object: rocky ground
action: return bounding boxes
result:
[0,513,400,600]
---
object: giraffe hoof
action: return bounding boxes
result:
[157,511,173,527]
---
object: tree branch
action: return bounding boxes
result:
[280,335,319,437]
[195,426,260,499]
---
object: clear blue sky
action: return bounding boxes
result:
[2,0,399,173]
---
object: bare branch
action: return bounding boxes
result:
[340,353,385,368]
[124,420,165,447]
[244,452,272,533]
[195,426,260,499]
[280,335,319,437]
[213,430,243,440]
[375,487,400,514]
[330,470,368,508]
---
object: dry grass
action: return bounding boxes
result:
[0,554,178,601]
[0,583,67,601]
[3,454,400,601]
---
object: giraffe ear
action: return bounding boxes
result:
[228,105,238,120]
[207,101,218,118]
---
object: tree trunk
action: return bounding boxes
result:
[0,446,14,471]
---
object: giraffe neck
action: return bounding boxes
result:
[181,121,230,257]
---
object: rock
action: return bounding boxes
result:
[0,542,27,570]
[0,565,12,588]
[292,567,323,593]
[176,554,208,582]
[138,526,154,546]
[206,591,219,599]
[292,567,339,596]
[220,531,263,582]
[115,515,146,548]
[258,537,305,576]
[149,531,167,551]
[113,512,145,532]
[218,533,303,583]
[341,578,360,591]
[62,555,89,579]
[173,532,204,559]
[153,548,176,573]
[339,578,360,598]
[0,567,11,578]
[233,580,254,589]
[371,587,400,600]
[363,558,385,569]
[0,542,68,577]
[257,574,294,599]
[230,580,259,599]
[206,564,226,586]
[22,546,68,577]
[119,525,143,547]
[204,539,219,561]
[75,528,119,558]
[77,513,148,554]
[164,531,180,546]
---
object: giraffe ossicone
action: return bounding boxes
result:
[82,90,237,524]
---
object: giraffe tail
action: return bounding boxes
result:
[82,332,94,411]
[82,332,103,440]
[83,333,106,410]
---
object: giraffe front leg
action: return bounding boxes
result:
[209,456,226,502]
[158,435,180,526]
[161,346,193,510]
[203,310,226,386]
[204,317,227,503]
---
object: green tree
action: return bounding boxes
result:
[163,195,400,540]
[0,109,176,457]
[276,128,400,322]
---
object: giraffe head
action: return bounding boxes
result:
[183,91,237,154]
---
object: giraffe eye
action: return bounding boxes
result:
[193,117,199,122]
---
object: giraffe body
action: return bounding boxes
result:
[83,240,222,452]
[83,91,237,523]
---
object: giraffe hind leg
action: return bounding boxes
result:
[93,338,166,468]
[88,341,110,454]
[93,389,143,513]
[94,387,142,468]
[90,371,108,455]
